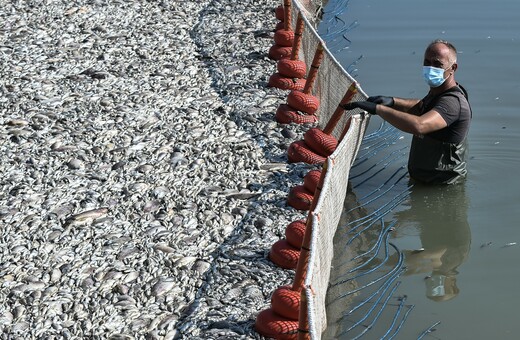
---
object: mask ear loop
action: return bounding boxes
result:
[445,62,456,80]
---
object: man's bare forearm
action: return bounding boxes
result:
[392,97,422,115]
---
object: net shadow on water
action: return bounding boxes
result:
[324,122,441,339]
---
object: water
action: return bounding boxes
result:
[321,0,520,338]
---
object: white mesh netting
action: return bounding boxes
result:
[285,0,371,338]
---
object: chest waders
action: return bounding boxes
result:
[408,87,470,184]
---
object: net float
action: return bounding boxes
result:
[274,29,295,47]
[277,59,306,79]
[287,140,326,165]
[287,185,313,211]
[269,239,300,269]
[275,5,284,21]
[268,73,306,91]
[303,169,322,193]
[269,44,292,60]
[285,219,306,248]
[255,308,298,340]
[275,105,317,124]
[304,128,338,157]
[271,285,301,320]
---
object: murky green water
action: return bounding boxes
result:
[322,0,520,338]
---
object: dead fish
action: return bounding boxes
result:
[259,163,288,171]
[6,119,29,127]
[151,278,176,297]
[153,244,175,254]
[80,68,110,79]
[64,208,109,226]
[143,200,162,213]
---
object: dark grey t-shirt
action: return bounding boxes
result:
[421,85,472,143]
[407,85,472,184]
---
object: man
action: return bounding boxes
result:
[344,40,472,184]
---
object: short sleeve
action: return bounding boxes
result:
[433,95,461,126]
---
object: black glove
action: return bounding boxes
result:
[342,101,377,115]
[367,95,394,107]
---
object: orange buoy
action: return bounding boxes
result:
[271,285,301,320]
[288,185,313,211]
[269,13,305,91]
[275,105,317,124]
[275,5,285,21]
[274,29,295,47]
[277,59,307,79]
[269,239,300,269]
[280,43,324,114]
[287,140,326,164]
[303,169,322,193]
[268,73,306,91]
[304,127,338,157]
[269,44,292,60]
[287,90,320,115]
[285,220,306,248]
[255,308,298,340]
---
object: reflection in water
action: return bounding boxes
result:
[394,184,471,302]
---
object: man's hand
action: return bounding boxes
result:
[368,96,394,107]
[342,101,378,115]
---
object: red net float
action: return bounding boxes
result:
[269,44,292,60]
[271,285,301,320]
[287,140,326,165]
[303,170,322,193]
[275,105,317,125]
[287,90,320,115]
[269,239,300,269]
[274,29,295,47]
[285,220,306,248]
[275,5,285,21]
[304,128,338,157]
[288,185,313,211]
[268,73,306,91]
[275,21,285,31]
[255,308,298,340]
[277,59,307,79]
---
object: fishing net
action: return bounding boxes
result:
[270,1,422,339]
[268,1,444,338]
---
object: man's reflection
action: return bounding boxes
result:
[395,183,471,302]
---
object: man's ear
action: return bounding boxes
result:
[451,63,458,72]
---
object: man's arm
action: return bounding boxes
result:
[392,97,422,115]
[376,105,447,136]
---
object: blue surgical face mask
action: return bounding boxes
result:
[423,66,449,87]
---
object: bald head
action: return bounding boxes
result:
[425,39,457,66]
